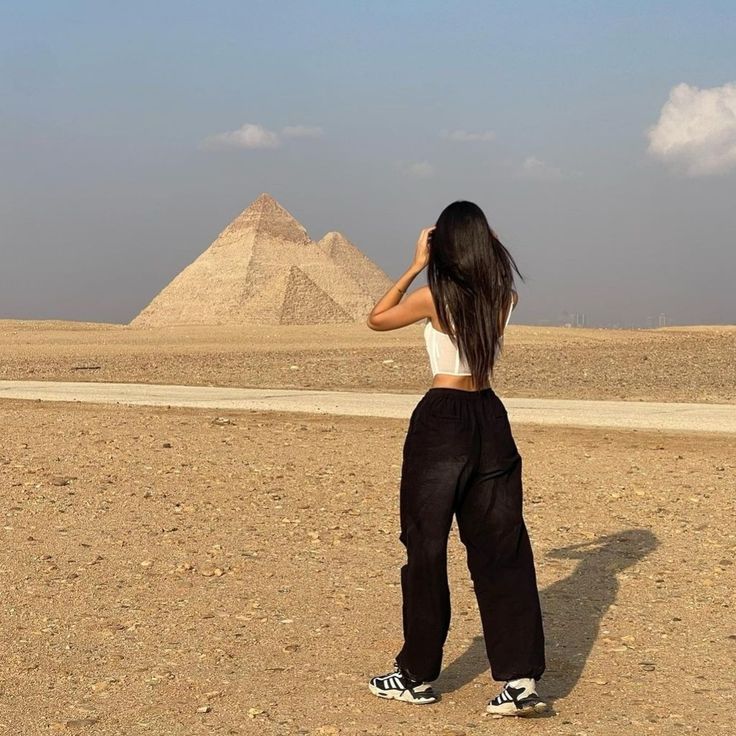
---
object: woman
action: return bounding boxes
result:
[365,201,547,717]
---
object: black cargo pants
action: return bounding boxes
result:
[394,387,545,683]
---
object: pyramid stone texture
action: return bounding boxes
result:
[280,267,352,324]
[317,232,395,302]
[130,193,393,326]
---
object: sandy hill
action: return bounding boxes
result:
[130,194,393,326]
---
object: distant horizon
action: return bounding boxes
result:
[2,314,732,331]
[1,191,732,330]
[2,3,735,326]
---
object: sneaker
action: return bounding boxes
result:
[368,663,438,704]
[486,678,548,717]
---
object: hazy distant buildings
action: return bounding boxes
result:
[562,311,586,328]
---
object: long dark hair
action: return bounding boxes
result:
[427,200,522,388]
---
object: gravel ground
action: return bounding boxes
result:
[1,400,734,735]
[1,321,735,403]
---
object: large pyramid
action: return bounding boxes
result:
[130,194,393,326]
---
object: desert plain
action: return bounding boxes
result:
[1,320,735,735]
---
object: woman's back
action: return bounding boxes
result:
[423,299,514,377]
[425,201,521,391]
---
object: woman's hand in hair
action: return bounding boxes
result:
[412,227,435,271]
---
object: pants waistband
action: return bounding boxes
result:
[425,387,497,400]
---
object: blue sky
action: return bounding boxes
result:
[2,1,735,325]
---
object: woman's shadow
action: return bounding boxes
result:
[436,528,659,701]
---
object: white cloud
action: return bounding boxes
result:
[399,160,435,178]
[203,123,281,150]
[281,125,324,139]
[516,156,566,181]
[443,129,496,142]
[203,123,324,150]
[647,82,736,176]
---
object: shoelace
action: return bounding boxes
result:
[392,667,423,691]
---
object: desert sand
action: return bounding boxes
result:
[1,399,734,735]
[1,317,735,734]
[1,320,734,403]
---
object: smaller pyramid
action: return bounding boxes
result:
[280,267,352,324]
[317,232,393,302]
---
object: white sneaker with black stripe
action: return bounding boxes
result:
[486,678,548,717]
[368,663,437,704]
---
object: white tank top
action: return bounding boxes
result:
[423,302,514,376]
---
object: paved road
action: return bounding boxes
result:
[1,379,733,433]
